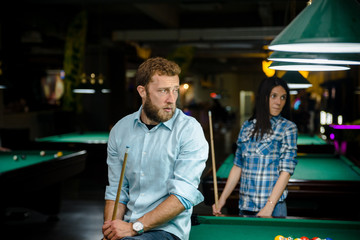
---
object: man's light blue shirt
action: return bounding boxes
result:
[105,106,209,240]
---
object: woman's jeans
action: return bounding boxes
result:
[239,201,287,217]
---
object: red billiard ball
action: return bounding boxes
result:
[301,237,309,240]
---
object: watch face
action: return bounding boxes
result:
[133,221,143,232]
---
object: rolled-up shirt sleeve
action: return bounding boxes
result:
[167,119,209,206]
[279,121,298,175]
[173,194,193,210]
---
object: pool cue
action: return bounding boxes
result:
[208,111,219,209]
[112,146,129,220]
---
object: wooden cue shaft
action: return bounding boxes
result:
[208,111,219,208]
[112,146,130,220]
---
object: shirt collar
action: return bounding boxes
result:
[270,114,281,126]
[134,106,178,131]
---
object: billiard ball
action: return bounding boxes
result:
[40,150,46,156]
[13,155,18,161]
[312,238,320,240]
[274,235,285,240]
[21,155,26,160]
[301,237,309,240]
[54,151,63,158]
[287,236,294,240]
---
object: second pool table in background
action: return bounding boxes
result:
[35,131,109,146]
[297,134,334,153]
[35,131,110,185]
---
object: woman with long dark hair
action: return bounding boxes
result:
[212,77,298,217]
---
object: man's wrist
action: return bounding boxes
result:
[132,221,144,235]
[130,223,137,236]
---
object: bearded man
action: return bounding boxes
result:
[102,57,209,240]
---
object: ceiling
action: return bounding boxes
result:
[1,0,311,74]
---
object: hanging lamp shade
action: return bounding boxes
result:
[269,0,360,53]
[269,61,350,71]
[280,71,312,89]
[268,51,360,65]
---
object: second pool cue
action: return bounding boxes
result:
[112,146,130,220]
[208,111,219,209]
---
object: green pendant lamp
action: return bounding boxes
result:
[269,0,360,53]
[280,71,313,89]
[268,51,360,65]
[269,61,350,71]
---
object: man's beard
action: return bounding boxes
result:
[143,95,175,123]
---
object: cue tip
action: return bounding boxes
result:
[208,111,212,116]
[125,146,130,153]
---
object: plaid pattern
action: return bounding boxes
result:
[234,115,298,212]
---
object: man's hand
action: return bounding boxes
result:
[102,220,136,240]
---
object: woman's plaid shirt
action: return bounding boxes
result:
[234,115,298,212]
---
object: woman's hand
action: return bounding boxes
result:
[212,198,226,216]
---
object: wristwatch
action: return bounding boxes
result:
[132,221,144,235]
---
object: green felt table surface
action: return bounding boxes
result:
[189,216,360,240]
[0,150,73,174]
[291,154,360,181]
[297,134,327,145]
[36,131,109,144]
[37,133,325,145]
[216,153,360,181]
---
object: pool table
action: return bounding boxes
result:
[297,134,334,153]
[202,153,360,219]
[0,150,87,220]
[189,215,360,240]
[35,131,109,184]
[35,131,109,147]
